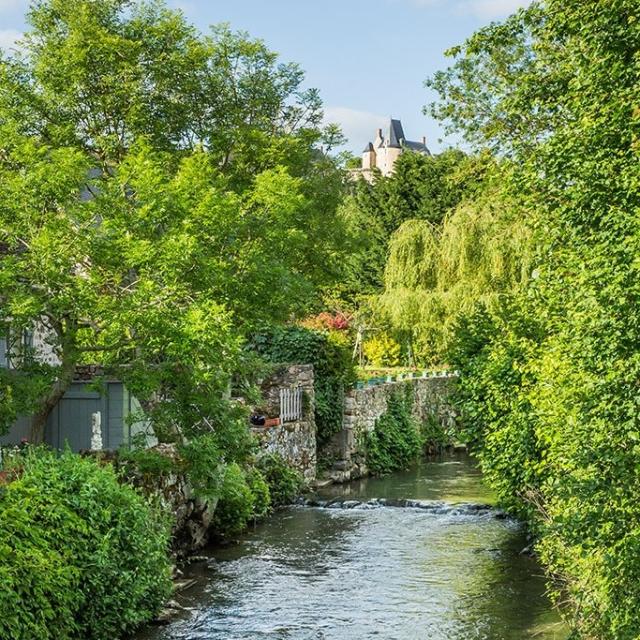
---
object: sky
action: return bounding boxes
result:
[0,0,531,154]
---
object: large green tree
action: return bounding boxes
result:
[378,179,532,363]
[0,0,348,443]
[354,149,491,234]
[429,1,640,636]
[341,148,493,309]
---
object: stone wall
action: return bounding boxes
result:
[329,375,458,482]
[251,364,316,482]
[88,445,216,558]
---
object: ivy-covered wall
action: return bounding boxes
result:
[329,376,458,482]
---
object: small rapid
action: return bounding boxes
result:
[138,454,568,640]
[297,496,504,517]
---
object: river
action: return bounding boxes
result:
[138,453,568,640]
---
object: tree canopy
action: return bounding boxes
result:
[0,0,349,442]
[428,1,640,636]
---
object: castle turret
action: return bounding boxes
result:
[362,142,376,170]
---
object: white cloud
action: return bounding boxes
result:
[0,29,22,52]
[456,0,532,19]
[323,106,389,153]
[396,0,532,18]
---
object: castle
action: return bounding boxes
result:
[355,118,430,181]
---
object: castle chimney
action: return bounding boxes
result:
[422,136,427,145]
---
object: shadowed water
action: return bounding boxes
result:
[138,453,568,640]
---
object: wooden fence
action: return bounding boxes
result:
[279,387,303,423]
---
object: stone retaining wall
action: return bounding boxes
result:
[251,364,316,482]
[328,376,458,482]
[118,372,455,555]
[88,445,216,558]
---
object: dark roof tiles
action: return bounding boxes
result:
[362,119,431,156]
[387,119,405,148]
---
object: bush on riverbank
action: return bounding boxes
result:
[0,447,172,640]
[120,438,304,541]
[211,455,305,537]
[365,389,422,474]
[430,1,640,635]
[257,453,305,507]
[212,462,271,537]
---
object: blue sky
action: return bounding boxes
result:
[0,0,530,154]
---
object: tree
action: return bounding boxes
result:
[0,0,349,443]
[428,1,640,636]
[354,149,491,235]
[377,180,532,363]
[341,149,494,310]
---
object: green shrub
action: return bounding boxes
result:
[249,326,357,447]
[257,453,304,506]
[211,463,254,537]
[179,434,226,501]
[118,446,177,476]
[245,467,271,519]
[0,447,172,640]
[212,462,273,537]
[365,389,422,475]
[420,413,452,453]
[363,333,401,367]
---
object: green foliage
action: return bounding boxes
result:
[335,195,390,300]
[339,151,490,306]
[419,414,451,453]
[179,434,227,502]
[431,1,640,636]
[212,462,260,538]
[449,301,545,520]
[377,182,533,364]
[355,149,490,233]
[363,333,401,367]
[256,453,304,507]
[365,389,422,475]
[245,467,272,519]
[249,325,357,447]
[118,446,178,476]
[0,0,349,442]
[0,447,172,640]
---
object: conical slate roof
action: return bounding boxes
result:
[387,119,406,148]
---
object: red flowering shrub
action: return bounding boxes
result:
[301,312,351,331]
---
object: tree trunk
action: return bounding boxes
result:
[29,357,76,444]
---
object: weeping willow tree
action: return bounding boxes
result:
[378,191,534,362]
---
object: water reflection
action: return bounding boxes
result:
[138,455,568,640]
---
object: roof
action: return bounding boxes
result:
[403,140,431,155]
[387,119,405,148]
[363,118,431,155]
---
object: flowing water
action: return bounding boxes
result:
[138,453,568,640]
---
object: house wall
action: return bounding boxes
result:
[0,380,153,451]
[362,149,376,170]
[379,146,402,176]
